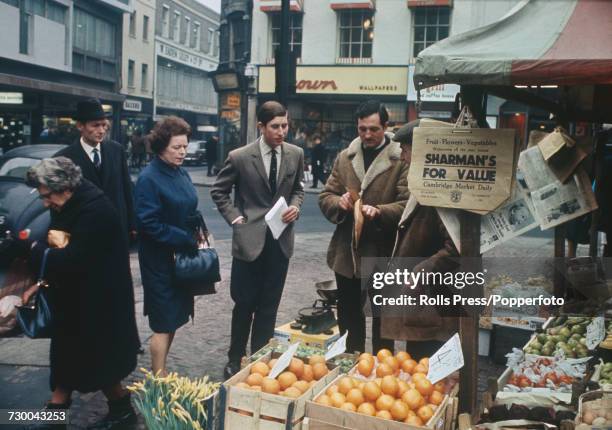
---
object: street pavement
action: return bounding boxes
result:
[0,166,567,429]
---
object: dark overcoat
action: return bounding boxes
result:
[30,180,140,392]
[55,139,136,237]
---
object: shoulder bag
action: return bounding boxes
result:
[17,248,54,338]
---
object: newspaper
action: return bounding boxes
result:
[518,146,597,230]
[438,184,538,254]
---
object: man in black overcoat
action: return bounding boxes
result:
[55,99,136,240]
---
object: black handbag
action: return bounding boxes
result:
[174,212,221,295]
[17,248,54,339]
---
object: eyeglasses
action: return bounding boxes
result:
[38,191,53,200]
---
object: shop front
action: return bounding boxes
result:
[407,64,459,122]
[257,65,409,162]
[119,97,154,149]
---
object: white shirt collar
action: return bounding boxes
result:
[259,136,281,155]
[80,137,101,159]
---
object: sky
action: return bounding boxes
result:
[195,0,221,13]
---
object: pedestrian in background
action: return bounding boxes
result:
[310,134,327,188]
[205,134,218,177]
[24,157,140,429]
[211,101,304,379]
[130,129,146,171]
[135,116,203,377]
[54,99,136,242]
[319,100,409,354]
[381,120,459,359]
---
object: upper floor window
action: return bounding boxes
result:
[161,6,169,38]
[184,17,191,46]
[413,7,449,57]
[338,9,373,59]
[128,59,135,87]
[143,15,149,40]
[173,11,181,42]
[193,22,201,50]
[73,8,116,58]
[128,12,136,37]
[270,12,302,59]
[208,28,215,54]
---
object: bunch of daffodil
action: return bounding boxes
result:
[128,368,220,430]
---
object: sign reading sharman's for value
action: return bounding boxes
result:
[408,127,517,212]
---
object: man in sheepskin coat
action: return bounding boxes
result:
[319,100,409,354]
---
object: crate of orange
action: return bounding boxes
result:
[220,351,340,430]
[304,348,458,430]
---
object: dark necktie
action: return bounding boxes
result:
[92,148,101,169]
[269,149,277,194]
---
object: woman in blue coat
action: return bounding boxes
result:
[135,116,200,376]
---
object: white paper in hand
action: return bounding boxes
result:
[427,333,464,384]
[325,331,348,361]
[586,317,605,350]
[269,342,300,379]
[265,196,289,240]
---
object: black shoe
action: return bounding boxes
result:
[223,361,241,380]
[310,185,318,189]
[87,393,137,430]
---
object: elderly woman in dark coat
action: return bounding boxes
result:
[135,116,200,376]
[23,157,140,429]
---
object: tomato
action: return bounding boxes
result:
[544,372,558,384]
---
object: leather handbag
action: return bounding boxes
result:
[17,248,54,339]
[174,212,221,294]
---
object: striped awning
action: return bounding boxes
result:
[414,0,612,88]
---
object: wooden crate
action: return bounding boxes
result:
[220,351,340,430]
[305,374,451,430]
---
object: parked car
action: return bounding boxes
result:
[184,141,207,166]
[0,144,66,279]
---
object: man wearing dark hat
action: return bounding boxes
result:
[55,98,136,239]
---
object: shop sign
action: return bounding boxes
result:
[123,99,142,112]
[157,98,217,115]
[0,92,23,104]
[407,65,459,102]
[157,41,215,71]
[408,125,518,212]
[258,66,408,96]
[222,93,241,109]
[419,110,452,119]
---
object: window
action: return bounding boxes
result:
[128,12,136,36]
[0,0,19,7]
[413,7,450,57]
[193,22,200,50]
[128,59,135,87]
[46,0,66,24]
[270,12,302,58]
[161,6,169,38]
[173,11,180,42]
[141,63,148,90]
[142,15,149,40]
[338,9,373,59]
[20,0,65,23]
[230,20,244,60]
[73,8,116,57]
[208,28,215,54]
[184,17,190,46]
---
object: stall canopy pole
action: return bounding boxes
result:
[457,86,485,415]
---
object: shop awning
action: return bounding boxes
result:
[414,0,612,88]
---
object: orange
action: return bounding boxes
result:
[375,394,395,411]
[433,380,446,393]
[346,388,365,407]
[337,376,355,395]
[415,378,434,397]
[302,364,314,382]
[309,355,326,365]
[402,388,424,411]
[362,381,382,402]
[278,372,298,390]
[390,400,410,421]
[428,404,438,411]
[395,351,412,363]
[250,362,270,377]
[429,390,444,406]
[401,359,418,375]
[374,378,383,387]
[235,382,250,389]
[375,410,392,420]
[357,359,374,377]
[246,373,264,386]
[376,348,393,362]
[292,380,310,394]
[414,364,428,375]
[312,362,329,380]
[261,378,280,394]
[326,384,339,396]
[330,392,346,408]
[288,358,304,379]
[419,357,429,368]
[268,359,278,369]
[381,375,399,397]
[412,372,428,382]
[357,402,376,416]
[405,415,424,426]
[283,387,302,398]
[315,394,331,406]
[383,356,400,373]
[397,380,410,397]
[340,402,357,412]
[358,352,375,363]
[417,405,434,423]
[376,363,394,378]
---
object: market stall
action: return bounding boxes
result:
[413,0,612,419]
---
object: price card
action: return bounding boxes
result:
[586,317,605,350]
[325,331,348,361]
[427,333,464,384]
[269,342,300,379]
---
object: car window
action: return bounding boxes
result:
[0,157,40,179]
[187,142,199,152]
